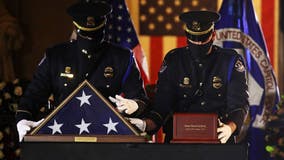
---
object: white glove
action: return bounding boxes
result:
[17,119,44,142]
[217,120,233,144]
[128,118,146,132]
[108,95,138,115]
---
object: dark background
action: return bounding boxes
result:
[3,0,76,80]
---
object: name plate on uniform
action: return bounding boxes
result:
[171,113,219,143]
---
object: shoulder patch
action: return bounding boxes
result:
[159,60,167,73]
[234,59,245,72]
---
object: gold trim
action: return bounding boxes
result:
[274,0,279,78]
[73,19,106,32]
[184,24,214,35]
[31,80,140,136]
[74,136,97,142]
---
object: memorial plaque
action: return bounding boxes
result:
[24,135,147,143]
[171,113,219,143]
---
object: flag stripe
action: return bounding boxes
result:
[177,37,187,48]
[261,0,274,66]
[133,44,150,83]
[254,0,279,82]
[163,36,177,57]
[150,37,163,84]
[141,36,188,84]
[260,0,279,78]
[140,35,151,69]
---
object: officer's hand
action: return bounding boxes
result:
[108,95,138,115]
[217,119,234,144]
[16,119,44,142]
[127,118,146,132]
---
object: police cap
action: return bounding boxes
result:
[180,11,220,42]
[67,1,112,32]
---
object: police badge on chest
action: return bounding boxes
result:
[179,77,192,88]
[60,66,74,87]
[104,66,114,88]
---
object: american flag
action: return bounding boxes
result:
[214,0,280,159]
[31,80,139,135]
[105,0,150,84]
[125,0,279,85]
[137,0,218,84]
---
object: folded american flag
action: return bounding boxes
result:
[31,80,139,135]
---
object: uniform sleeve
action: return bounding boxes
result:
[16,52,52,122]
[226,55,249,133]
[146,54,177,128]
[120,54,149,118]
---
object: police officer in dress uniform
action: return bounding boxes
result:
[142,11,249,143]
[15,1,149,142]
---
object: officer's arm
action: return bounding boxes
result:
[119,54,149,117]
[145,55,177,133]
[16,52,52,122]
[226,55,249,133]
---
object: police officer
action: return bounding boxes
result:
[143,11,249,143]
[16,1,149,141]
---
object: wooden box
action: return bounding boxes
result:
[171,113,219,143]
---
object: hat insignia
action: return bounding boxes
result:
[87,16,95,27]
[192,21,201,31]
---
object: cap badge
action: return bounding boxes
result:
[104,67,114,78]
[192,21,201,31]
[212,76,222,89]
[87,16,95,27]
[60,66,74,79]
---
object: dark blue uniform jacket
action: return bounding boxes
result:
[148,45,249,142]
[16,40,148,122]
